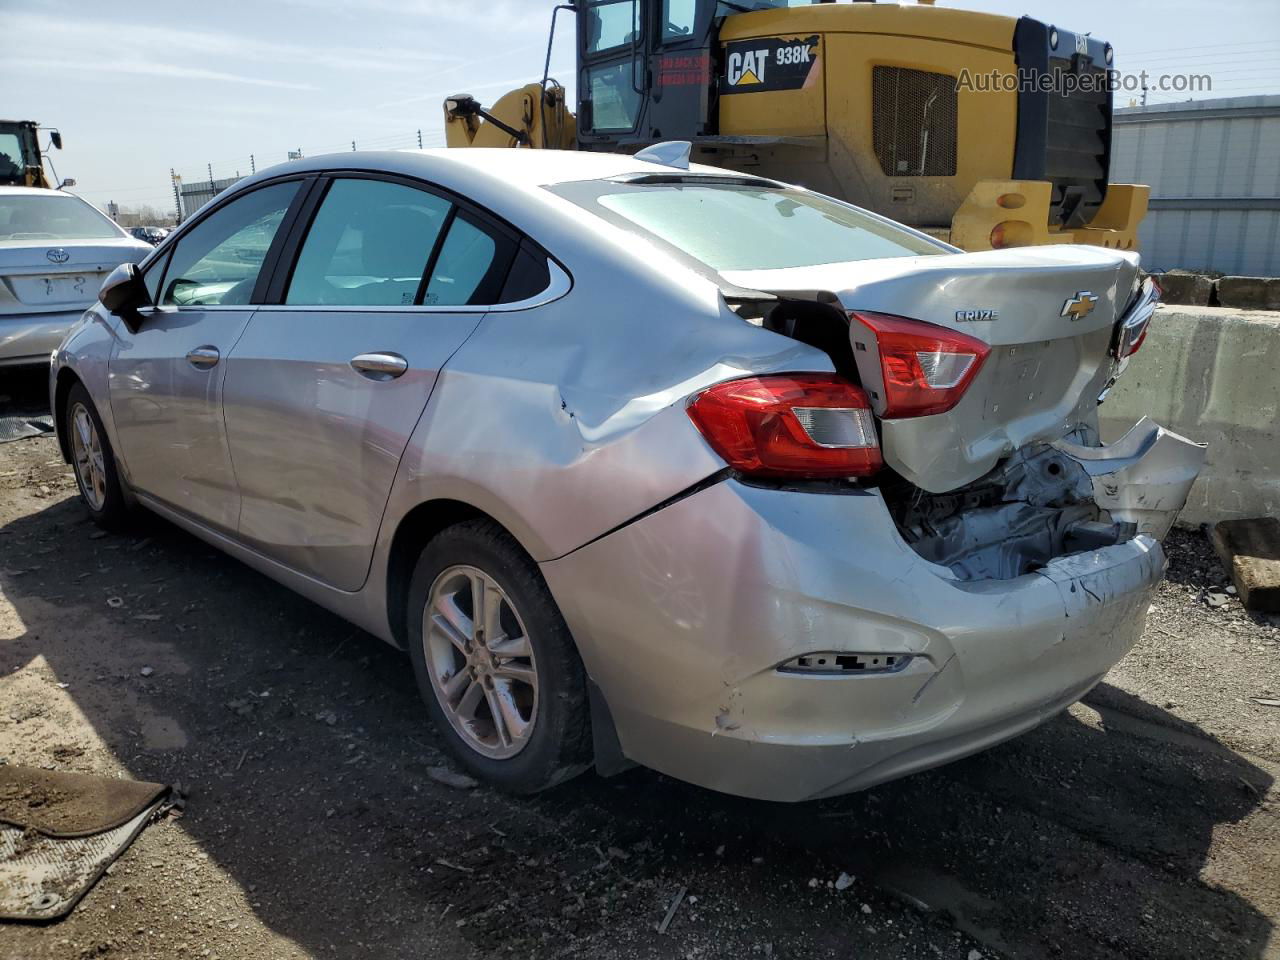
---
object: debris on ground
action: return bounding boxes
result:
[426,766,478,790]
[657,884,687,934]
[1211,517,1280,611]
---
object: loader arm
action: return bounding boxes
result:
[443,83,577,149]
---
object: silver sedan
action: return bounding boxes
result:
[1,186,151,367]
[50,147,1205,801]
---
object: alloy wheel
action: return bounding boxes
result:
[70,402,106,511]
[422,565,539,759]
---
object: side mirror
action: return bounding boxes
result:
[98,263,151,334]
[50,131,63,150]
[58,177,76,189]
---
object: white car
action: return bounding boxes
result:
[1,186,151,368]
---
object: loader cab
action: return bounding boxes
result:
[0,121,50,189]
[575,0,827,148]
[574,0,728,148]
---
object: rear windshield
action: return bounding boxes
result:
[550,178,945,271]
[0,194,123,241]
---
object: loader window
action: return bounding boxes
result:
[562,182,946,271]
[585,0,640,54]
[587,63,642,131]
[663,0,696,39]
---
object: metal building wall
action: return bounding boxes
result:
[1112,96,1280,277]
[177,175,244,220]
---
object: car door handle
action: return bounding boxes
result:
[186,346,220,369]
[350,352,408,381]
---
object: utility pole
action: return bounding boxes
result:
[352,140,357,151]
[1141,82,1149,107]
[417,129,423,149]
[250,154,256,174]
[207,162,214,191]
[170,169,183,224]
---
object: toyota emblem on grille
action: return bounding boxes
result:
[46,248,71,264]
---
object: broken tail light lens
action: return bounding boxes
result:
[687,374,882,479]
[850,311,990,418]
[1115,277,1160,359]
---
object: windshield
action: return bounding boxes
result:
[553,179,945,272]
[0,194,122,241]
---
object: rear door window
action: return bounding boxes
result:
[286,179,451,306]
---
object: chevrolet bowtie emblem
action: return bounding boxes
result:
[1061,291,1098,320]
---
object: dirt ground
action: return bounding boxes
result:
[1,379,1278,959]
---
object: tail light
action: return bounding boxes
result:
[849,311,990,418]
[1115,277,1159,359]
[687,374,882,479]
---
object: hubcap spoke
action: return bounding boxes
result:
[441,668,471,703]
[489,633,533,659]
[484,685,512,747]
[492,662,536,687]
[431,606,471,654]
[455,675,484,718]
[492,679,531,741]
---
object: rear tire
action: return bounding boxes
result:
[65,382,132,531]
[406,519,591,793]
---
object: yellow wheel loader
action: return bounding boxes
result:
[0,120,60,189]
[444,0,1148,252]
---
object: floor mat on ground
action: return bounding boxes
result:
[0,413,55,444]
[0,766,170,921]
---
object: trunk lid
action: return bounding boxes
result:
[0,238,150,315]
[722,245,1142,492]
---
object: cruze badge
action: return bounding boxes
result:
[1061,291,1098,320]
[955,308,999,322]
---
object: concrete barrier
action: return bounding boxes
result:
[1100,305,1280,526]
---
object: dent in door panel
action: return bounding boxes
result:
[221,308,484,591]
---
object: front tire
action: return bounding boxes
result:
[406,519,591,793]
[65,382,131,530]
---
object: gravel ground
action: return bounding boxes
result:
[1,386,1277,960]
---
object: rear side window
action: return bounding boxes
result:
[287,179,450,306]
[424,216,498,306]
[160,181,300,306]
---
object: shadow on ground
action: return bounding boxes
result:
[1,488,1274,959]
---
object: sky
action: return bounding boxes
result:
[1,0,1277,216]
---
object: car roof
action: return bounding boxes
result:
[248,147,735,195]
[0,186,86,197]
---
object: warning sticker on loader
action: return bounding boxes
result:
[721,35,820,94]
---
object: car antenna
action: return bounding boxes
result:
[634,141,692,171]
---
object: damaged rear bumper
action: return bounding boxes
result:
[1054,416,1206,540]
[542,478,1167,803]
